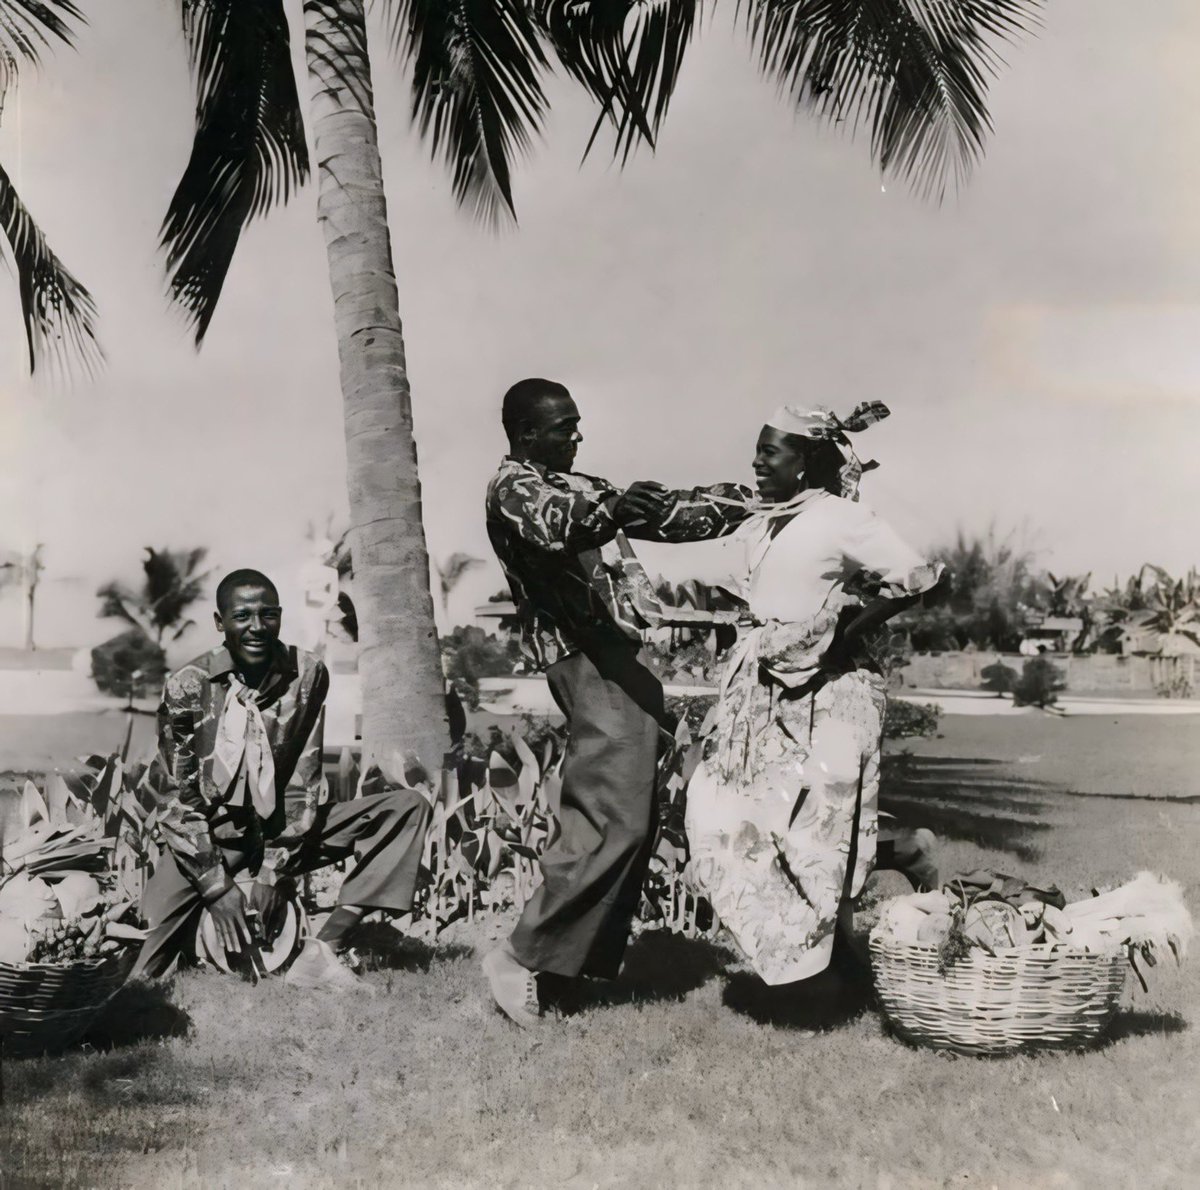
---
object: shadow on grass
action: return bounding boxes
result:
[569,931,735,1012]
[1102,1009,1188,1044]
[881,753,1061,863]
[4,981,197,1109]
[350,921,472,972]
[83,978,193,1050]
[722,948,875,1032]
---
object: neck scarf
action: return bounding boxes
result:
[211,674,277,819]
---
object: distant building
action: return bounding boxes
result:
[474,600,518,640]
[1019,616,1085,655]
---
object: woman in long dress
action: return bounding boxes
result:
[686,402,943,985]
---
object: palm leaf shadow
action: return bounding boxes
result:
[347,921,471,972]
[569,931,737,1012]
[880,753,1059,862]
[722,955,874,1032]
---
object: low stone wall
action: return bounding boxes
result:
[897,651,1196,695]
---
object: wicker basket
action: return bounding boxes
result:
[0,948,136,1057]
[869,934,1128,1056]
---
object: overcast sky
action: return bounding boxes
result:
[1,0,1198,657]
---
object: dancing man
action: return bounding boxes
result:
[482,379,751,1025]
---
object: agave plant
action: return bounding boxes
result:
[31,732,714,956]
[328,712,718,943]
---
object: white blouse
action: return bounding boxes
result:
[746,493,934,619]
[712,492,939,688]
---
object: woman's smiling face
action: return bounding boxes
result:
[753,426,807,503]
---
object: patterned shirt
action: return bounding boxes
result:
[486,456,752,668]
[141,643,329,900]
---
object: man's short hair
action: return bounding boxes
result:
[501,378,571,443]
[215,569,279,613]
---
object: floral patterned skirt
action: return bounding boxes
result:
[685,669,886,985]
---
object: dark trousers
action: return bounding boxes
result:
[510,645,665,980]
[132,789,432,979]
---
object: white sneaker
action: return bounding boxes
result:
[284,939,374,994]
[482,946,542,1028]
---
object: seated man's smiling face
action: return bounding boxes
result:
[215,584,282,674]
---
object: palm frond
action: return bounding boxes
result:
[0,2,98,375]
[171,618,197,642]
[438,552,485,599]
[741,0,1042,199]
[141,546,210,636]
[96,582,145,633]
[303,0,373,112]
[533,0,704,164]
[162,0,309,344]
[384,0,551,226]
[0,157,101,375]
[0,1,82,83]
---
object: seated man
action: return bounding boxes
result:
[132,568,431,991]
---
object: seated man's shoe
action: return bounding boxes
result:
[482,945,542,1028]
[284,938,374,994]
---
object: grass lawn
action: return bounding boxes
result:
[1,715,1198,1189]
[900,712,1200,801]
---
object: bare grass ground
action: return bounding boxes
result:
[0,716,1197,1189]
[899,713,1200,800]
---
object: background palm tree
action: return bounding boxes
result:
[936,525,1044,651]
[91,546,209,710]
[157,0,1041,774]
[1043,570,1092,652]
[0,542,43,648]
[0,1,100,374]
[96,546,211,646]
[435,553,487,616]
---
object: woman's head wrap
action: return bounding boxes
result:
[763,400,890,499]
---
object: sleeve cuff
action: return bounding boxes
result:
[197,865,234,904]
[884,561,945,598]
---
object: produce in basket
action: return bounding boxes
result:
[960,900,1025,953]
[0,872,62,929]
[54,872,105,920]
[0,773,144,968]
[872,870,1192,983]
[0,916,34,963]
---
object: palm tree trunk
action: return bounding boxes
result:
[301,0,448,774]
